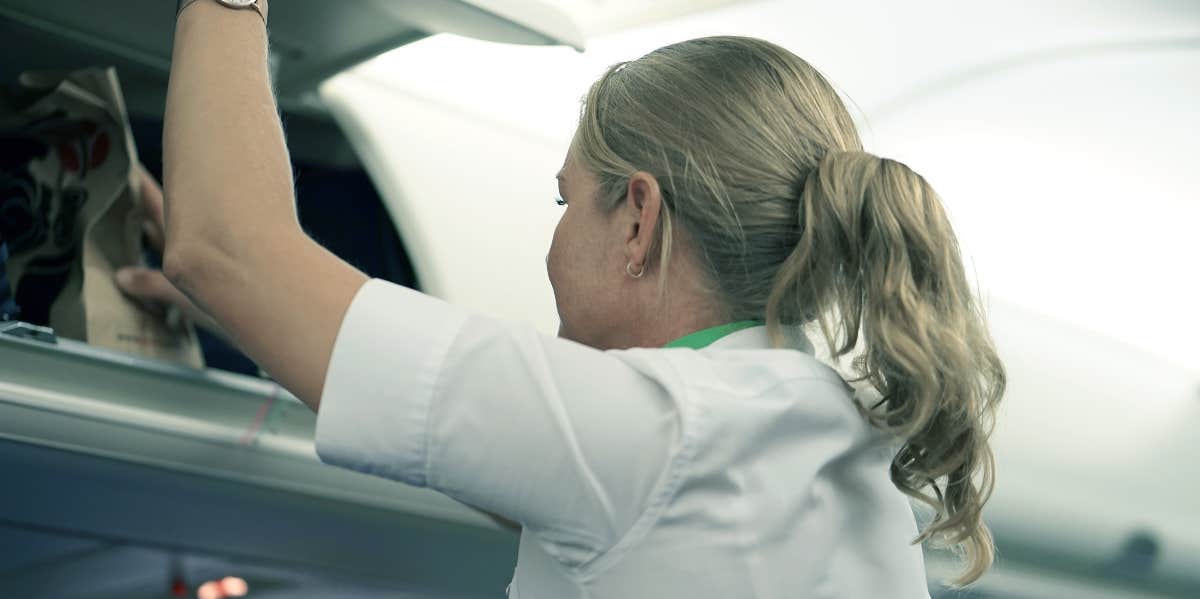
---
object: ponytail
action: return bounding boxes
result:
[766,151,1007,586]
[572,35,1006,586]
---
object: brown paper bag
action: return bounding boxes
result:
[0,67,204,368]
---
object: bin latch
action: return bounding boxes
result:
[0,321,58,344]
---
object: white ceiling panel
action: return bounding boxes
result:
[538,0,757,36]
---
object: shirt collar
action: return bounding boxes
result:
[663,321,814,354]
[662,320,762,349]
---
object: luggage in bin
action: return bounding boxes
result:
[0,67,204,367]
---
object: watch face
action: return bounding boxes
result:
[218,0,256,7]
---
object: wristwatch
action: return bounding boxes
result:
[177,0,268,25]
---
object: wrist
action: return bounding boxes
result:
[177,0,267,25]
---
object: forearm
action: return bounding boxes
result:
[157,0,368,408]
[162,0,296,263]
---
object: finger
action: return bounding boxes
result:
[116,266,176,303]
[137,163,164,220]
[142,217,165,253]
[137,165,167,252]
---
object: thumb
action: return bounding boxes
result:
[115,266,231,344]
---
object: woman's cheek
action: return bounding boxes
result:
[547,222,580,308]
[546,220,566,287]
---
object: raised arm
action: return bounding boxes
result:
[162,0,367,410]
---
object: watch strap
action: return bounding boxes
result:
[177,0,267,25]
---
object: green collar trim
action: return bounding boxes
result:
[663,320,763,349]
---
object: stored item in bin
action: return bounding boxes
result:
[0,67,204,367]
[0,242,18,321]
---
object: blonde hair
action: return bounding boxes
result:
[575,36,1006,586]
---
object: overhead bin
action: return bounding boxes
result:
[0,331,519,591]
[0,0,581,591]
[0,0,585,117]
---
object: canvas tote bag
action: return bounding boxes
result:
[0,67,204,367]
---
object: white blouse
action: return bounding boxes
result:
[314,279,931,598]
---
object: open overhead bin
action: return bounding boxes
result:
[0,0,584,117]
[0,0,582,594]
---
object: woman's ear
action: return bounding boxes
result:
[623,171,663,270]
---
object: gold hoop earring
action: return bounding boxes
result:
[625,261,645,279]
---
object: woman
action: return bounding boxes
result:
[118,1,1005,596]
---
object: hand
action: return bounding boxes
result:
[115,164,232,344]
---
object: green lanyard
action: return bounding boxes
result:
[662,320,762,349]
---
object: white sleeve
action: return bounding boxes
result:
[314,279,681,566]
